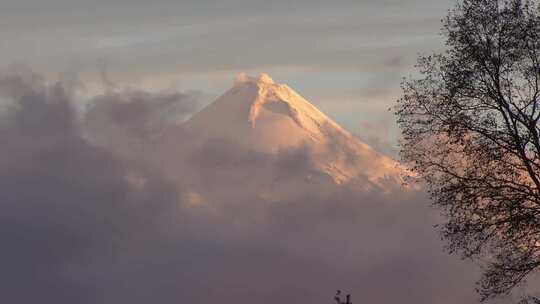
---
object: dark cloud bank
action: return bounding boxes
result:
[1,69,536,304]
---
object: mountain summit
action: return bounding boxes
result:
[183,73,405,187]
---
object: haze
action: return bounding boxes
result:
[2,1,537,304]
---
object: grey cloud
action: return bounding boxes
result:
[1,69,534,304]
[0,70,184,303]
[151,123,519,303]
[84,87,200,159]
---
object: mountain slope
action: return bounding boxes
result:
[182,73,404,187]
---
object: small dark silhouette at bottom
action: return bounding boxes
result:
[334,290,352,304]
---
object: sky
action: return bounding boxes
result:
[0,0,456,156]
[5,1,540,304]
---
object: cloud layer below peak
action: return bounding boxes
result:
[1,69,534,304]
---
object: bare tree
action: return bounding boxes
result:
[521,297,540,304]
[395,0,540,301]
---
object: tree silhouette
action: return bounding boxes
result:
[395,0,540,301]
[521,297,540,304]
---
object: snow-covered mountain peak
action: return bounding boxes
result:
[228,74,339,136]
[180,74,407,187]
[237,74,332,133]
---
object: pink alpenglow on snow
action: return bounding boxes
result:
[182,73,407,189]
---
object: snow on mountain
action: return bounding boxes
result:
[182,73,405,188]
